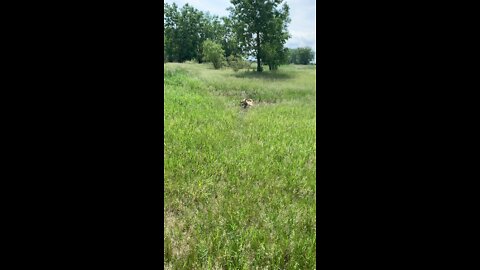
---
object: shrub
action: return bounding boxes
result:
[227,55,250,72]
[202,39,225,69]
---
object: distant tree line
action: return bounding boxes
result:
[164,3,238,63]
[287,47,315,65]
[164,1,315,72]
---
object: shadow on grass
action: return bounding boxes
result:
[231,70,295,80]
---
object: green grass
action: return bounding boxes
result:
[164,63,316,269]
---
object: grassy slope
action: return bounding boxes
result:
[164,63,316,269]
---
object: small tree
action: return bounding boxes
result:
[202,39,225,69]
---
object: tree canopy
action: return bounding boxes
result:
[164,1,314,71]
[228,0,290,71]
[287,47,316,65]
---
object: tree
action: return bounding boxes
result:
[263,42,289,70]
[164,3,180,62]
[164,34,167,63]
[286,48,297,64]
[287,47,315,65]
[296,47,315,65]
[228,0,290,72]
[198,13,228,62]
[164,3,236,63]
[164,3,214,63]
[202,39,225,69]
[174,4,208,62]
[220,16,242,58]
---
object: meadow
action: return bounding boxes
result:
[164,62,316,269]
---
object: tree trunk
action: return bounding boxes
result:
[256,32,262,72]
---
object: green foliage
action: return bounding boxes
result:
[288,47,315,65]
[228,0,291,72]
[164,1,293,71]
[220,17,242,57]
[263,42,289,71]
[227,55,251,72]
[163,35,167,63]
[202,39,226,69]
[164,3,233,63]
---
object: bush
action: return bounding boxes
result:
[202,39,225,69]
[227,55,250,72]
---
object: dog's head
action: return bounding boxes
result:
[240,98,253,107]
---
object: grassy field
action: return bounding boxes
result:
[164,62,316,269]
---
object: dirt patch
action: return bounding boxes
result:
[164,211,193,259]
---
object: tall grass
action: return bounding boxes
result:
[164,63,316,269]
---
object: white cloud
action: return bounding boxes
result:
[164,0,316,51]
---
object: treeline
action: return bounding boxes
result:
[288,47,315,65]
[164,3,239,63]
[164,1,315,72]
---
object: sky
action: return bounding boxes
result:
[164,0,316,51]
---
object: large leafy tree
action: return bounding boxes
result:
[175,4,206,62]
[164,3,236,63]
[164,3,180,62]
[228,0,290,72]
[219,17,242,58]
[164,3,212,62]
[197,13,227,62]
[262,42,289,70]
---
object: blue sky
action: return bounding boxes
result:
[164,0,316,51]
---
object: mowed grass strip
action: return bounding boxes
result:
[164,63,316,269]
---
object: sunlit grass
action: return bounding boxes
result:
[164,63,316,269]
